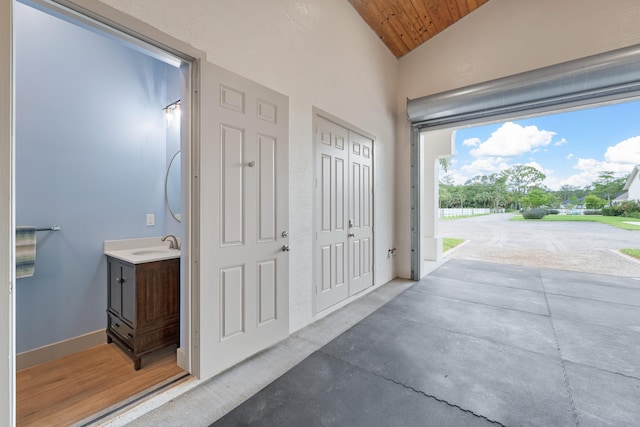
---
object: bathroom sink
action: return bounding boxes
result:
[104,239,181,264]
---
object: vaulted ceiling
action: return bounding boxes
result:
[348,0,491,58]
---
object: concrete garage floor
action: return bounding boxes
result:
[211,259,640,426]
[112,214,640,426]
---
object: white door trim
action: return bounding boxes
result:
[1,0,15,423]
[6,4,211,422]
[41,0,204,376]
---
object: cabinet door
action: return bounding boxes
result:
[108,259,122,316]
[120,263,136,326]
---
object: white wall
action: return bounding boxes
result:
[96,0,399,331]
[395,0,640,278]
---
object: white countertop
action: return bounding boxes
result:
[104,237,181,264]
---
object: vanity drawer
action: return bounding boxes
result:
[108,314,135,343]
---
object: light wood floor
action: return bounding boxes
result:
[17,343,188,426]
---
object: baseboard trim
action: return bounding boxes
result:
[16,329,105,371]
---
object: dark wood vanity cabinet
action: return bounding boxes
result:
[106,256,180,370]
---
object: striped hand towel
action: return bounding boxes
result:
[16,226,36,279]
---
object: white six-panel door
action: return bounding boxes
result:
[348,131,373,295]
[314,116,373,313]
[315,118,350,310]
[197,60,289,379]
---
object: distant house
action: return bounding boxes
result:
[612,192,628,204]
[623,165,640,201]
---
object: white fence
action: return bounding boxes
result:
[438,208,505,218]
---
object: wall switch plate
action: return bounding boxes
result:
[146,213,155,226]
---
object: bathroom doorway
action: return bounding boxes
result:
[14,0,192,423]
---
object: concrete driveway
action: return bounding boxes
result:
[440,213,640,277]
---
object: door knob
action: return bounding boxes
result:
[348,233,355,237]
[281,245,290,252]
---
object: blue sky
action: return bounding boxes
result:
[447,100,640,190]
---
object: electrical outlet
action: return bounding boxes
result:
[146,213,155,226]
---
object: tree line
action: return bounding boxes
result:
[439,165,628,210]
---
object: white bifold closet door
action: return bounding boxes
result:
[314,116,373,313]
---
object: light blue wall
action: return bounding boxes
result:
[164,68,183,238]
[15,2,181,353]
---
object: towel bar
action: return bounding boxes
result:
[36,226,61,231]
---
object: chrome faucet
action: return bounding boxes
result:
[161,234,180,250]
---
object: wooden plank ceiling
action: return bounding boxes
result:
[348,0,491,58]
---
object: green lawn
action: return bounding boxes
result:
[621,248,640,260]
[443,237,465,252]
[510,214,640,230]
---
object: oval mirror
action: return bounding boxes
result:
[165,151,182,222]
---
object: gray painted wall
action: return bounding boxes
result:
[15,2,180,353]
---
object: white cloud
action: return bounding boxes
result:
[444,171,471,185]
[459,157,511,178]
[462,137,481,147]
[566,153,574,160]
[573,157,631,175]
[470,122,556,157]
[557,173,594,189]
[551,157,633,190]
[604,136,640,164]
[554,138,568,147]
[525,161,553,176]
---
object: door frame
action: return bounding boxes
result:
[3,0,214,421]
[312,107,375,315]
[1,0,15,422]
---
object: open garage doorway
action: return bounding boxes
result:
[409,43,640,280]
[406,45,640,426]
[438,100,640,278]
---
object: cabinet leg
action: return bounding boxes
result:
[134,357,142,371]
[107,335,113,344]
